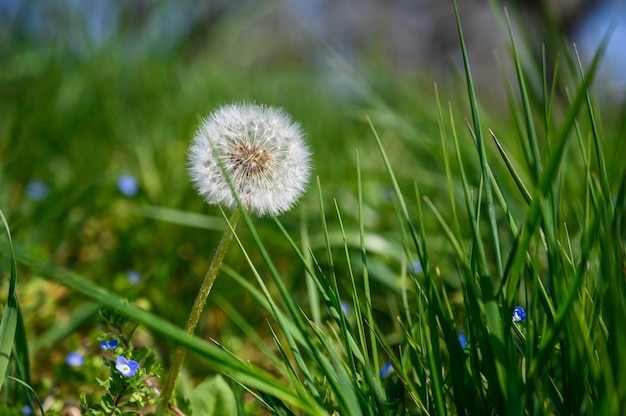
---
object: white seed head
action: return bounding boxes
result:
[187,103,312,216]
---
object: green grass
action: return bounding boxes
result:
[2,1,626,415]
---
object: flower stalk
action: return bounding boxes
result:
[157,209,241,414]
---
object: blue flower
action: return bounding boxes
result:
[380,362,394,378]
[126,270,141,284]
[116,174,139,197]
[66,351,84,368]
[512,306,527,323]
[22,405,33,415]
[100,339,119,351]
[25,180,50,201]
[340,301,350,315]
[458,333,468,349]
[115,356,139,377]
[408,260,423,274]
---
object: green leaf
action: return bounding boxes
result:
[0,210,18,391]
[189,375,237,416]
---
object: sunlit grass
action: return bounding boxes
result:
[1,1,625,415]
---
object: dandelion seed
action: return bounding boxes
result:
[115,356,139,377]
[512,306,527,323]
[66,351,84,368]
[117,174,139,197]
[187,103,312,216]
[100,339,119,351]
[25,180,50,200]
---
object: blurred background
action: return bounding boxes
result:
[1,0,625,405]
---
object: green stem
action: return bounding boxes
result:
[157,209,241,415]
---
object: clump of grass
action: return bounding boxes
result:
[1,2,625,415]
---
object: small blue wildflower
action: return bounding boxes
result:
[126,270,141,284]
[408,260,423,274]
[458,333,468,349]
[380,362,394,378]
[25,180,50,201]
[66,351,84,368]
[116,174,139,197]
[340,301,350,315]
[512,306,527,323]
[115,356,139,377]
[100,339,119,351]
[22,405,33,415]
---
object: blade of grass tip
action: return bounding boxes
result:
[574,46,612,202]
[434,82,462,239]
[300,203,321,325]
[490,129,532,205]
[504,8,543,183]
[316,177,339,305]
[324,200,360,376]
[504,19,607,301]
[495,52,536,172]
[7,376,44,416]
[333,199,364,374]
[20,255,323,414]
[366,116,426,272]
[453,0,503,280]
[356,149,380,380]
[423,196,467,263]
[0,210,18,391]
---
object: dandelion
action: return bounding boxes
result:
[161,103,312,413]
[187,103,312,216]
[25,180,50,200]
[100,339,119,351]
[66,351,84,368]
[512,306,527,323]
[115,356,139,377]
[117,174,139,197]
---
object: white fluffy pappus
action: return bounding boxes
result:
[187,103,312,216]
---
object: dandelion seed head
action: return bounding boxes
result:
[188,103,312,216]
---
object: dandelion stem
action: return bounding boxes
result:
[158,208,241,415]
